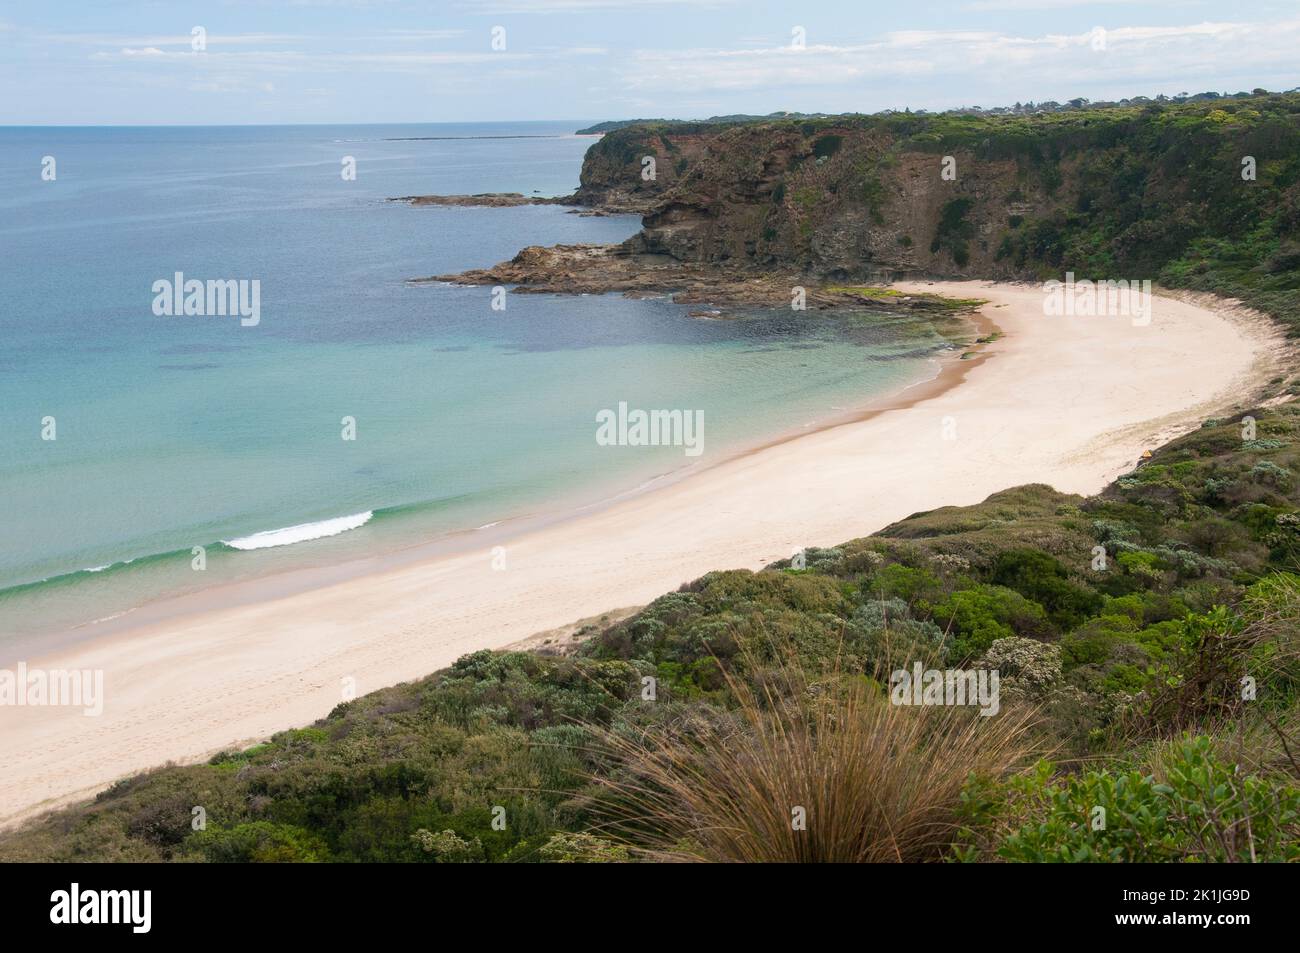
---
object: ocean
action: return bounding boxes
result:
[0,122,957,640]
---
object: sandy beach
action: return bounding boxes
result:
[0,280,1286,828]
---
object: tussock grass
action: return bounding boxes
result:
[586,656,1040,862]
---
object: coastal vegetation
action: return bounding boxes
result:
[571,93,1300,353]
[4,403,1297,862]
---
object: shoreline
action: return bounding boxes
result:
[0,281,1287,829]
[0,307,974,663]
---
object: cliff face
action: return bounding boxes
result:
[578,99,1300,313]
[572,126,723,212]
[624,123,1059,280]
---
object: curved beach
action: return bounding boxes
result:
[0,281,1285,828]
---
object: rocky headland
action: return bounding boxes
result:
[413,241,984,315]
[396,97,1300,349]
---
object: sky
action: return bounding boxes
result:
[2,0,1298,125]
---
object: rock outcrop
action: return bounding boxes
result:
[389,192,562,208]
[412,97,1300,333]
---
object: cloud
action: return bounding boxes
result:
[95,48,530,73]
[464,0,735,12]
[962,0,1168,9]
[537,46,610,55]
[45,32,310,47]
[42,30,470,48]
[379,29,468,40]
[615,18,1300,96]
[189,77,276,94]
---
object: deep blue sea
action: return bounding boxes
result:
[0,122,955,638]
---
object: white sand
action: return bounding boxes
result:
[0,281,1284,828]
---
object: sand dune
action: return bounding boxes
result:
[0,281,1284,828]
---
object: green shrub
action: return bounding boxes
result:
[991,549,1103,630]
[537,831,630,863]
[932,584,1052,661]
[958,738,1300,862]
[812,134,843,159]
[930,197,975,266]
[184,821,331,863]
[864,563,943,606]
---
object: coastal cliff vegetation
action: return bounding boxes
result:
[565,93,1300,343]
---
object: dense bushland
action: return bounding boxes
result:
[4,404,1297,862]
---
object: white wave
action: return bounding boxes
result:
[223,511,374,551]
[87,608,134,625]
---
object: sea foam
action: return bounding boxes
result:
[223,511,374,551]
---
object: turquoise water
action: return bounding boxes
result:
[0,123,956,638]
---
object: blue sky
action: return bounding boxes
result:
[2,0,1298,124]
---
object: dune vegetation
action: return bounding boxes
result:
[3,402,1297,862]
